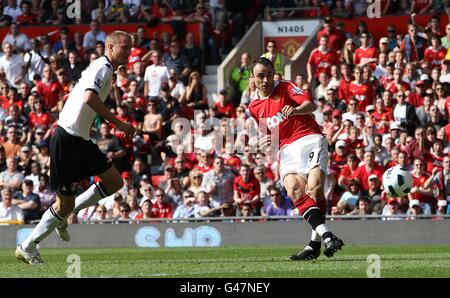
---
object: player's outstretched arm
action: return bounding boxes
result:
[84,90,135,138]
[281,101,316,118]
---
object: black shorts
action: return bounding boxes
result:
[50,125,112,193]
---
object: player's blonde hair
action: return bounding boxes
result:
[105,30,131,48]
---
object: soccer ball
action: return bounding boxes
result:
[382,166,413,197]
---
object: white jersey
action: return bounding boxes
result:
[144,64,170,97]
[58,56,113,141]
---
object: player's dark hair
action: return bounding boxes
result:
[251,57,274,76]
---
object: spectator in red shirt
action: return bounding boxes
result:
[193,150,213,174]
[35,65,64,111]
[409,158,434,207]
[215,88,236,118]
[338,154,360,189]
[352,150,385,191]
[28,96,53,132]
[338,63,353,102]
[424,139,446,173]
[222,142,241,171]
[385,68,410,94]
[316,17,345,51]
[331,140,349,169]
[371,97,393,135]
[134,199,153,222]
[424,35,446,69]
[407,79,425,108]
[16,1,38,25]
[307,35,339,84]
[349,66,375,111]
[233,164,261,215]
[2,86,23,111]
[354,33,378,70]
[128,33,147,71]
[151,188,173,219]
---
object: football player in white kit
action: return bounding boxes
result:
[16,31,135,264]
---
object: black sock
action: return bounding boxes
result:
[303,208,323,230]
[308,240,321,251]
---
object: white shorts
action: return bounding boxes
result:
[279,134,329,183]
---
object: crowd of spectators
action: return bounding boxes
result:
[0,1,450,225]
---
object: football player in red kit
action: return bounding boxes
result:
[248,57,344,260]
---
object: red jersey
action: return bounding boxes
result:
[348,81,375,112]
[128,46,146,70]
[330,152,347,167]
[346,138,365,153]
[16,13,38,25]
[444,124,450,142]
[233,176,261,209]
[407,92,424,108]
[2,98,24,110]
[215,101,236,118]
[445,97,450,117]
[28,111,53,130]
[316,28,346,52]
[36,80,64,109]
[338,77,353,102]
[194,163,212,174]
[424,46,446,69]
[386,81,410,94]
[371,109,393,134]
[248,80,323,149]
[151,202,173,218]
[352,163,385,191]
[339,164,358,185]
[411,173,434,204]
[224,155,241,169]
[354,47,378,69]
[307,47,339,78]
[424,153,444,173]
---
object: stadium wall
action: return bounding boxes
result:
[1,220,450,248]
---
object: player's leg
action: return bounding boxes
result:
[283,174,321,260]
[55,166,124,241]
[307,165,344,257]
[73,166,123,213]
[16,192,76,264]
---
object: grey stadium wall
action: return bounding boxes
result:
[1,220,450,248]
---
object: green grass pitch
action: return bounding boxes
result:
[1,245,450,278]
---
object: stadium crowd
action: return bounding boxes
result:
[0,0,450,225]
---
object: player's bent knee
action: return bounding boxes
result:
[99,167,123,194]
[54,198,75,217]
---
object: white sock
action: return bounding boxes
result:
[21,206,62,253]
[315,224,331,238]
[74,182,109,214]
[311,230,321,242]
